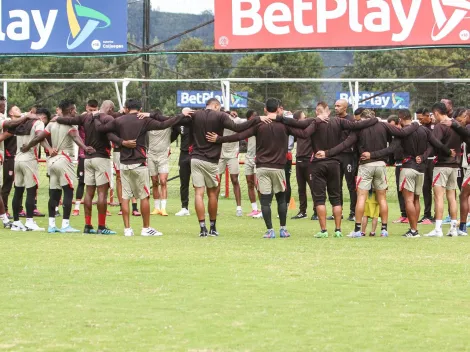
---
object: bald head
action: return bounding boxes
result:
[100,100,115,115]
[335,99,349,118]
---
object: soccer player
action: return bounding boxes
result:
[171,122,192,216]
[73,99,99,216]
[422,103,463,237]
[10,110,52,231]
[244,109,261,218]
[56,100,135,234]
[441,98,454,118]
[94,99,188,237]
[217,111,243,216]
[387,114,407,224]
[334,99,358,222]
[187,98,268,237]
[286,104,378,238]
[22,100,93,233]
[416,108,435,224]
[291,110,315,220]
[147,109,173,217]
[323,109,420,238]
[0,111,39,229]
[206,98,318,239]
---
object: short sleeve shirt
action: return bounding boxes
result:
[45,121,78,157]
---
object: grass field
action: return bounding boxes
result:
[2,191,470,352]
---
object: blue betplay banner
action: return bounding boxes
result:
[177,91,249,109]
[0,0,127,53]
[336,92,410,109]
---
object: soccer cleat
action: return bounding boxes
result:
[311,214,319,221]
[446,228,458,237]
[3,221,13,229]
[132,210,141,217]
[11,221,30,232]
[209,229,219,237]
[280,228,291,238]
[48,226,61,233]
[369,232,375,237]
[33,209,45,217]
[253,212,263,219]
[314,231,329,238]
[401,218,409,224]
[6,212,12,219]
[18,210,26,218]
[403,229,420,238]
[160,209,168,217]
[141,227,163,237]
[83,225,97,234]
[442,215,451,224]
[424,229,444,237]
[118,210,123,215]
[393,216,407,224]
[25,221,45,232]
[60,226,80,233]
[347,214,355,222]
[347,231,362,238]
[236,209,243,217]
[247,210,260,217]
[334,230,343,238]
[175,208,190,216]
[458,230,468,236]
[151,208,161,215]
[263,229,276,239]
[124,228,134,237]
[380,229,389,237]
[72,209,80,216]
[106,210,112,216]
[291,212,307,220]
[97,227,117,235]
[418,217,433,225]
[199,229,208,237]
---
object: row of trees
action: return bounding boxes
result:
[0,39,468,115]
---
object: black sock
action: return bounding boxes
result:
[335,228,341,232]
[382,223,388,231]
[210,219,216,231]
[119,203,122,210]
[321,229,327,233]
[260,194,273,230]
[354,223,361,232]
[132,203,138,212]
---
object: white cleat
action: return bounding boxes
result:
[447,228,458,237]
[424,229,444,237]
[236,209,243,217]
[124,228,135,237]
[253,212,263,219]
[458,230,468,237]
[175,208,190,216]
[25,221,45,232]
[141,227,163,237]
[11,221,30,232]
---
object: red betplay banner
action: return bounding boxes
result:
[214,0,470,49]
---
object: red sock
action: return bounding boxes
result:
[98,213,106,227]
[85,216,92,226]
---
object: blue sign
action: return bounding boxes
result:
[0,0,127,53]
[177,91,249,109]
[336,92,410,109]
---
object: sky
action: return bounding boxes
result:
[150,0,214,14]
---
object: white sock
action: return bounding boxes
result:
[26,218,34,225]
[142,227,148,232]
[281,226,286,230]
[154,199,161,209]
[237,206,242,211]
[55,206,59,211]
[161,199,167,210]
[251,203,258,211]
[49,218,56,227]
[74,201,81,211]
[451,220,457,229]
[0,213,8,223]
[62,219,70,228]
[435,220,443,231]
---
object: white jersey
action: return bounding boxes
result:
[221,116,243,159]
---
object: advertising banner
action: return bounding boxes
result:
[336,91,410,109]
[177,91,249,108]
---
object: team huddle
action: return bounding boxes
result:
[0,95,468,239]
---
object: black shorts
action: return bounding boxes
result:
[310,160,341,207]
[77,157,85,184]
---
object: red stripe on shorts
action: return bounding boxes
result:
[355,177,362,190]
[105,172,110,184]
[463,177,470,188]
[432,173,441,187]
[33,174,39,186]
[144,185,150,197]
[65,173,74,189]
[400,177,406,192]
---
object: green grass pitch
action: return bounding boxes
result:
[1,172,470,351]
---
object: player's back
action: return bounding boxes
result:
[47,121,77,157]
[190,109,227,163]
[16,120,45,162]
[255,121,288,169]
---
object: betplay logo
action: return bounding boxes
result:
[432,0,470,41]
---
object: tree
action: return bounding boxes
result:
[230,52,324,111]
